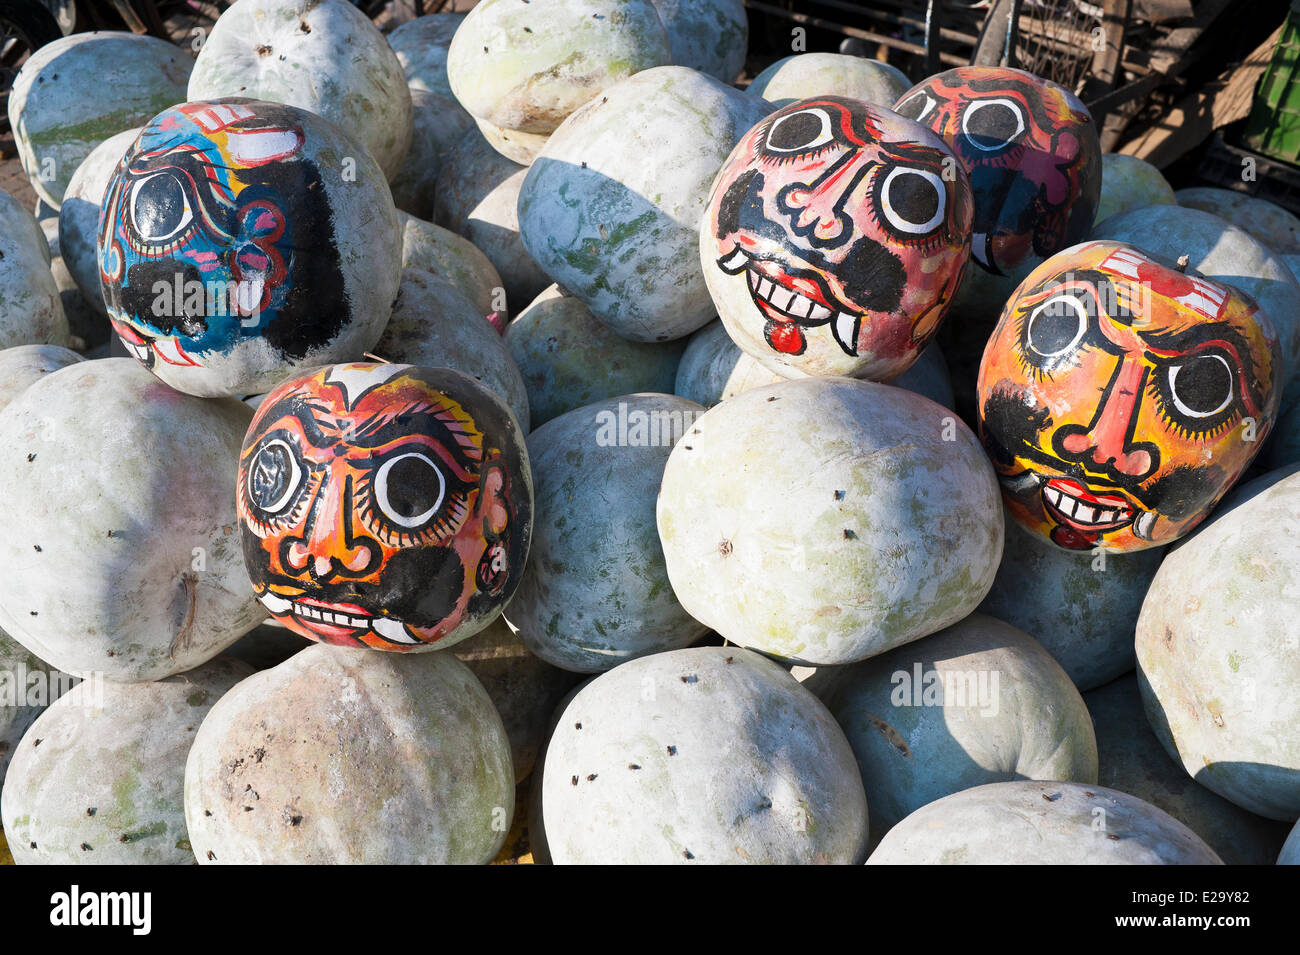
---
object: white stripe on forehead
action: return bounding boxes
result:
[1099,247,1228,321]
[324,363,411,409]
[187,103,256,132]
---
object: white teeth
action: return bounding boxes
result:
[789,296,813,319]
[757,278,775,299]
[1076,504,1095,522]
[1045,487,1061,506]
[769,286,795,312]
[260,592,292,614]
[832,312,860,356]
[808,304,831,320]
[372,616,420,644]
[291,602,370,628]
[1045,485,1133,525]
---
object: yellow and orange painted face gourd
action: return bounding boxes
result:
[237,363,529,650]
[978,240,1279,553]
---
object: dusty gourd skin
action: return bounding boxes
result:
[506,285,685,429]
[977,512,1162,691]
[867,780,1223,864]
[473,116,550,166]
[187,0,412,180]
[649,0,747,82]
[389,89,475,222]
[657,376,1003,665]
[702,96,973,381]
[453,618,582,784]
[0,192,70,351]
[1,657,253,865]
[374,269,530,430]
[1086,673,1291,866]
[979,240,1280,554]
[0,359,263,682]
[57,128,141,319]
[811,612,1098,844]
[1136,469,1300,821]
[98,100,401,397]
[434,128,551,308]
[1175,187,1300,254]
[1092,153,1175,225]
[505,393,709,672]
[400,212,505,319]
[0,628,62,792]
[7,32,191,209]
[518,66,773,342]
[1092,205,1300,381]
[238,363,533,652]
[447,0,672,135]
[388,12,465,98]
[0,345,82,415]
[184,644,514,864]
[542,647,869,864]
[748,53,910,110]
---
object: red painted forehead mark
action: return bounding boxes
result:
[1100,247,1228,321]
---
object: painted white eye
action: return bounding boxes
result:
[766,108,833,153]
[128,171,193,243]
[1026,295,1088,359]
[895,91,936,123]
[880,166,946,234]
[249,439,302,514]
[375,452,446,528]
[961,98,1026,151]
[1168,354,1235,418]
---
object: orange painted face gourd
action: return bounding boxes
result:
[978,241,1279,552]
[237,363,531,650]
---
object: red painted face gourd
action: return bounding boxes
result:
[700,95,973,381]
[237,363,532,651]
[893,67,1101,278]
[978,241,1279,553]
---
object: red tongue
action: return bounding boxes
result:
[765,320,806,355]
[1051,525,1097,550]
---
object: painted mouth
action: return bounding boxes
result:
[258,590,421,646]
[112,320,201,369]
[718,247,862,356]
[1041,478,1136,531]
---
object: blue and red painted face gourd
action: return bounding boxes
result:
[237,363,532,651]
[701,95,973,381]
[97,98,395,396]
[893,67,1100,278]
[978,241,1279,553]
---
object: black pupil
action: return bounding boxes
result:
[386,455,441,519]
[251,444,293,510]
[1174,356,1233,413]
[1029,300,1084,355]
[134,174,185,239]
[770,111,825,151]
[966,102,1020,147]
[888,171,940,225]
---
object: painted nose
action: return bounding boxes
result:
[284,476,377,579]
[1056,357,1160,481]
[777,154,869,244]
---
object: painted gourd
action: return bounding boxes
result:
[187,0,412,181]
[894,65,1101,278]
[979,239,1279,553]
[542,647,869,864]
[657,377,1003,665]
[867,781,1222,864]
[505,285,685,429]
[748,53,910,110]
[98,99,401,397]
[503,393,708,673]
[58,128,141,320]
[649,0,747,82]
[701,95,973,381]
[237,363,532,652]
[373,269,529,429]
[184,644,513,863]
[519,66,772,342]
[433,127,551,309]
[1086,673,1291,866]
[446,0,671,138]
[0,657,252,865]
[0,359,263,682]
[1136,467,1300,820]
[0,190,69,350]
[6,31,191,209]
[977,510,1162,690]
[809,612,1098,843]
[1093,153,1175,225]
